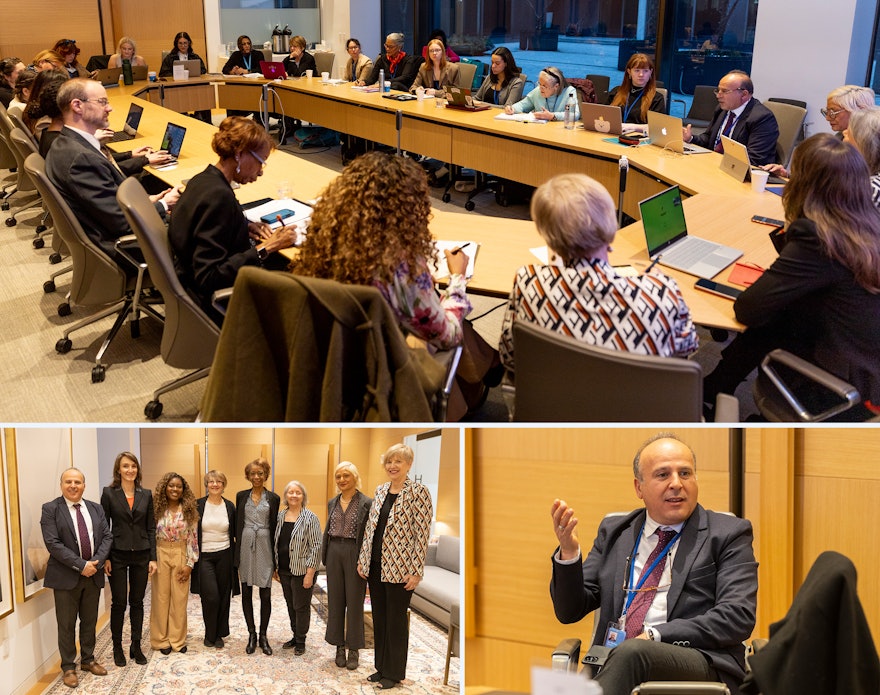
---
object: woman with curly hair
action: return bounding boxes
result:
[52,39,89,79]
[169,117,296,322]
[22,69,67,139]
[608,53,665,130]
[293,151,499,418]
[151,472,199,655]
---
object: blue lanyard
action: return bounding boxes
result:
[242,54,252,72]
[622,89,644,122]
[622,521,682,617]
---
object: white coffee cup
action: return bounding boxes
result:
[321,71,329,81]
[751,169,770,193]
[148,71,157,82]
[415,86,426,101]
[305,69,313,78]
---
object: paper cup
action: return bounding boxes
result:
[751,169,769,193]
[305,69,313,78]
[321,71,329,81]
[148,71,157,82]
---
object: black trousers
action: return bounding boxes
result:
[107,548,150,645]
[54,576,101,672]
[278,570,314,643]
[198,548,233,642]
[595,639,717,695]
[368,564,414,682]
[324,537,367,649]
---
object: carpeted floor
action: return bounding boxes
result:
[40,580,458,694]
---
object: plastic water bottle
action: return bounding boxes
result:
[379,68,385,92]
[564,93,575,130]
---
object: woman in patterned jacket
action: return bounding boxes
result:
[357,444,433,690]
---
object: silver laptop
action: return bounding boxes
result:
[93,67,122,87]
[647,111,712,154]
[108,103,144,142]
[581,103,623,135]
[172,59,202,78]
[639,185,742,279]
[720,135,787,184]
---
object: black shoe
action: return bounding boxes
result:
[259,634,273,655]
[293,643,305,656]
[214,638,224,648]
[246,633,257,654]
[179,646,187,654]
[130,644,147,665]
[160,647,172,655]
[368,672,383,682]
[378,678,398,689]
[113,645,126,667]
[203,638,215,647]
[483,360,505,387]
[283,638,297,650]
[335,645,346,667]
[347,649,359,670]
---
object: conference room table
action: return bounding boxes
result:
[107,79,785,331]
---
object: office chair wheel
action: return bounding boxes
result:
[36,224,47,234]
[5,217,16,227]
[55,338,72,354]
[49,252,62,264]
[144,400,163,420]
[130,318,140,339]
[0,201,8,211]
[91,365,105,383]
[441,192,451,203]
[43,280,56,293]
[32,236,44,249]
[57,302,71,316]
[495,192,509,207]
[464,200,476,211]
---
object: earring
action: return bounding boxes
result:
[235,156,240,174]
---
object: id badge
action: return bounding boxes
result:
[603,621,626,648]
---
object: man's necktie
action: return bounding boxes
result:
[101,145,125,176]
[73,503,92,560]
[714,111,736,153]
[625,528,677,638]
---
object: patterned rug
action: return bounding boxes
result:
[41,582,458,694]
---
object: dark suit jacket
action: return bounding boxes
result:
[45,127,165,261]
[283,51,317,78]
[321,490,373,565]
[734,218,880,404]
[364,53,422,91]
[100,485,156,559]
[233,488,280,568]
[691,98,779,165]
[41,496,113,590]
[191,496,239,595]
[550,505,757,694]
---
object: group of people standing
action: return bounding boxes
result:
[40,443,433,691]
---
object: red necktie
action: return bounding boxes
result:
[625,528,676,638]
[714,111,736,153]
[73,503,92,560]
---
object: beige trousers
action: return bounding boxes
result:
[151,540,189,651]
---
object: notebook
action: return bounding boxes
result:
[93,67,122,87]
[444,86,490,111]
[108,103,144,142]
[581,102,623,135]
[259,61,287,80]
[647,111,712,154]
[152,122,186,168]
[639,185,742,279]
[719,135,788,184]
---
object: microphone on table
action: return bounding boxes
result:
[618,155,629,228]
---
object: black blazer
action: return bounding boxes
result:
[283,51,316,78]
[158,50,207,77]
[690,97,779,165]
[321,490,373,565]
[233,488,280,568]
[364,53,422,91]
[191,496,239,595]
[100,486,157,560]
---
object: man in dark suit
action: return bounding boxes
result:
[683,70,779,165]
[550,433,758,695]
[40,468,113,689]
[44,78,180,265]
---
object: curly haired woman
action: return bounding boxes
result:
[151,472,199,655]
[292,151,500,419]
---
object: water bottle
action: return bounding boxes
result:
[379,68,385,92]
[122,59,133,86]
[564,93,575,130]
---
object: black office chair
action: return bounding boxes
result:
[683,85,718,133]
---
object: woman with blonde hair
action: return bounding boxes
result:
[30,50,65,73]
[151,472,199,655]
[273,480,321,654]
[608,53,665,128]
[410,38,460,95]
[323,461,372,669]
[109,37,147,68]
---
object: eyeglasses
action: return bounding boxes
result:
[249,150,267,169]
[81,97,110,106]
[714,87,745,95]
[820,107,845,119]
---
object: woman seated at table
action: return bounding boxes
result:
[282,36,316,77]
[499,172,698,378]
[608,53,665,131]
[292,151,500,420]
[108,36,147,68]
[474,47,524,107]
[343,38,373,82]
[223,35,261,76]
[168,117,297,322]
[52,39,89,79]
[504,66,578,121]
[410,39,459,95]
[702,134,880,418]
[845,107,880,208]
[159,32,207,77]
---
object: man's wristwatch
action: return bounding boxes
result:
[645,627,658,641]
[256,246,269,262]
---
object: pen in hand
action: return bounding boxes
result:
[645,254,662,273]
[451,242,471,255]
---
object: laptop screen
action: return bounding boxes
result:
[639,186,689,256]
[160,123,186,158]
[124,103,144,133]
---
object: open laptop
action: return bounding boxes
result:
[152,122,186,168]
[444,86,490,111]
[647,111,712,154]
[172,59,202,78]
[130,65,148,81]
[108,103,144,143]
[259,61,287,79]
[93,67,122,87]
[720,135,787,184]
[581,102,623,135]
[639,185,743,278]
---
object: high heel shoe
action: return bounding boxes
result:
[129,643,147,665]
[258,633,273,656]
[113,644,126,667]
[246,633,257,654]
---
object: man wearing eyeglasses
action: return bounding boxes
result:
[550,433,758,695]
[45,78,180,266]
[683,70,779,165]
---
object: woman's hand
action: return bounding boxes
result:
[534,107,554,121]
[95,128,114,143]
[248,220,272,242]
[104,559,112,575]
[273,570,280,582]
[357,563,368,580]
[148,561,157,576]
[175,565,192,583]
[504,104,515,115]
[762,163,789,178]
[444,248,469,277]
[303,569,315,589]
[403,574,421,591]
[259,224,298,253]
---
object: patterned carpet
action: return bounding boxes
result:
[41,582,458,694]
